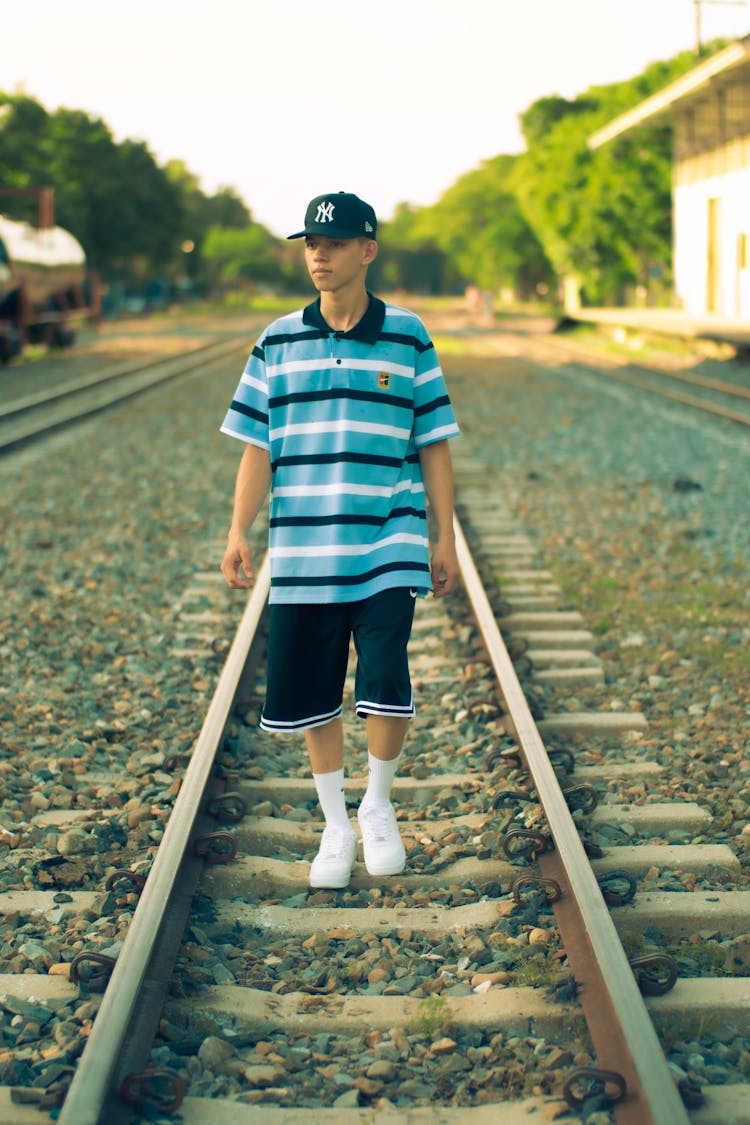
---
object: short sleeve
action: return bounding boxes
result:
[220,339,270,448]
[412,323,460,447]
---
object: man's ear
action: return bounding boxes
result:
[363,239,378,265]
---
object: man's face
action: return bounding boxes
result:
[304,236,376,294]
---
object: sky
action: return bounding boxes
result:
[3,0,750,237]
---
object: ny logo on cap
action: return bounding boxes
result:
[315,201,335,223]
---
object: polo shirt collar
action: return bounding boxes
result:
[302,293,385,344]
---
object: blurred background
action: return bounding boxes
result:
[2,0,749,319]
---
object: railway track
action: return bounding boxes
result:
[2,438,747,1124]
[1,314,746,457]
[523,327,750,428]
[0,336,249,454]
[0,320,747,1124]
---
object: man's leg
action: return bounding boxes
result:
[305,716,345,774]
[260,603,354,890]
[305,717,351,833]
[364,714,407,804]
[305,718,357,888]
[366,714,408,762]
[353,590,415,876]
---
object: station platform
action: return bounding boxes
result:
[563,306,750,353]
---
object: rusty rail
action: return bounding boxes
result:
[452,513,690,1125]
[56,557,271,1125]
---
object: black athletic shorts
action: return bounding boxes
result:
[260,587,417,733]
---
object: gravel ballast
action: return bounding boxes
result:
[0,312,748,1119]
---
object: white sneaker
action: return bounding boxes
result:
[358,800,406,876]
[309,825,358,889]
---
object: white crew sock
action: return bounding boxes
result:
[364,752,400,806]
[313,768,352,831]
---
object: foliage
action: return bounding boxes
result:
[165,160,254,288]
[0,92,282,294]
[510,47,723,304]
[378,42,727,305]
[369,202,456,294]
[0,40,731,303]
[371,163,554,298]
[202,223,281,288]
[421,155,555,296]
[0,94,184,277]
[0,90,306,297]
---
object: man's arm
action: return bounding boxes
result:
[418,439,459,598]
[220,442,272,588]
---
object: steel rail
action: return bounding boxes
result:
[590,364,750,426]
[0,336,247,453]
[639,363,750,400]
[0,355,179,422]
[453,513,690,1125]
[538,333,750,425]
[56,556,271,1125]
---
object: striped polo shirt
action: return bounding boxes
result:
[220,294,459,604]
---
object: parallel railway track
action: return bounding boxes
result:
[0,336,248,454]
[526,328,750,428]
[1,316,746,457]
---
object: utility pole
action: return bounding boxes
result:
[693,0,749,55]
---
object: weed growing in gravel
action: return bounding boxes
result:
[512,953,557,989]
[408,995,449,1038]
[670,939,728,976]
[655,1012,712,1048]
[566,1018,594,1056]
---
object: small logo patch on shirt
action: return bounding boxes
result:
[378,371,391,389]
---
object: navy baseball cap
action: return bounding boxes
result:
[287,191,377,240]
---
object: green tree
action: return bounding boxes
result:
[166,161,254,289]
[202,222,281,290]
[419,155,554,298]
[369,202,454,294]
[0,94,184,278]
[511,47,721,304]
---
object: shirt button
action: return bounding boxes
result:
[336,359,342,365]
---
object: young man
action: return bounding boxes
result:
[220,191,460,889]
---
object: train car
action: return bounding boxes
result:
[0,214,100,363]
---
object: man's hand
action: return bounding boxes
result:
[431,536,460,598]
[221,533,255,589]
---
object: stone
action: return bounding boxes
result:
[725,934,750,974]
[471,970,512,987]
[198,1036,235,1068]
[211,962,235,984]
[528,927,555,946]
[366,1059,397,1080]
[540,1047,573,1070]
[333,1089,360,1108]
[242,1064,284,1088]
[56,830,89,856]
[353,1076,383,1097]
[430,1037,457,1055]
[18,941,55,970]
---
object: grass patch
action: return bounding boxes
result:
[549,541,748,672]
[407,995,449,1038]
[556,321,734,365]
[512,954,559,989]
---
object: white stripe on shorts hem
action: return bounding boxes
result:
[259,704,343,734]
[355,698,415,719]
